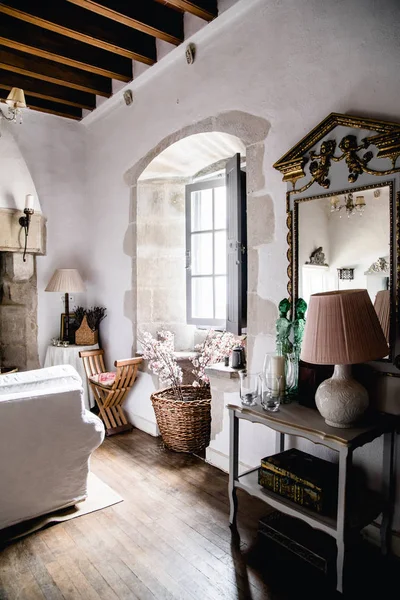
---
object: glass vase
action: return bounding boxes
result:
[262,351,294,405]
[284,343,301,396]
[239,371,260,407]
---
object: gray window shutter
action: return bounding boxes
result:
[226,154,247,335]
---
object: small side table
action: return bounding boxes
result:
[44,344,98,410]
[228,402,397,594]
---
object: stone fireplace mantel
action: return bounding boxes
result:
[0,208,46,255]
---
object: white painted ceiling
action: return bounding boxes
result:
[139,132,246,180]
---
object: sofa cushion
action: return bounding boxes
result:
[0,365,82,395]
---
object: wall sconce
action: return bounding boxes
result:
[330,193,366,217]
[19,194,35,262]
[0,88,26,124]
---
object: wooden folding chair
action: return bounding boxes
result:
[79,349,142,436]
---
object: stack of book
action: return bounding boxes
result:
[258,448,338,515]
[258,511,337,574]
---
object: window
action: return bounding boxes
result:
[186,154,247,334]
[186,178,227,327]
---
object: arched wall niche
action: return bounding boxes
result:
[123,110,273,365]
[120,110,273,436]
[136,131,246,351]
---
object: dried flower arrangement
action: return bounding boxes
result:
[74,306,107,331]
[138,330,184,400]
[190,329,239,387]
[138,329,240,400]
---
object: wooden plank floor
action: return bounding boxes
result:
[0,428,398,600]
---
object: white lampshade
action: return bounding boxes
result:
[45,269,85,293]
[6,87,26,109]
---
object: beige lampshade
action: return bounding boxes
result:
[45,269,85,293]
[6,87,26,109]
[300,289,388,365]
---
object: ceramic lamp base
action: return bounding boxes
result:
[315,364,368,428]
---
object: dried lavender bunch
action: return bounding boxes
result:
[73,305,86,326]
[86,306,107,331]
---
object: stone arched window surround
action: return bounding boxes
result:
[123,110,271,351]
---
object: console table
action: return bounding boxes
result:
[227,402,397,594]
[44,344,98,410]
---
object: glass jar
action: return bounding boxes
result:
[261,352,294,407]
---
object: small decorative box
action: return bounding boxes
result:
[258,448,338,515]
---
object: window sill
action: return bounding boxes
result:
[136,351,199,362]
[174,351,199,361]
[205,362,241,380]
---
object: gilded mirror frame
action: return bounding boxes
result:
[274,113,400,372]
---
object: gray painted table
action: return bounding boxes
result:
[227,402,397,594]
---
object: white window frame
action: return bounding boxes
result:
[185,178,227,327]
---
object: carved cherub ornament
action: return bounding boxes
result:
[309,140,336,189]
[335,135,373,183]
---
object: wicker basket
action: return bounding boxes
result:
[75,315,99,346]
[151,385,211,453]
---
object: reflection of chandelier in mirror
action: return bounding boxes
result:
[330,193,366,217]
[0,88,26,124]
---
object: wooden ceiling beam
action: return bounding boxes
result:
[0,1,156,64]
[67,0,184,46]
[155,0,217,21]
[0,14,133,82]
[0,46,111,97]
[0,71,96,110]
[23,95,82,120]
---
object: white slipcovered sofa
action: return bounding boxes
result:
[0,365,105,530]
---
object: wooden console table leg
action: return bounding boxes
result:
[336,446,352,594]
[381,429,396,555]
[229,409,239,529]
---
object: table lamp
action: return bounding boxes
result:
[300,289,388,428]
[45,269,86,341]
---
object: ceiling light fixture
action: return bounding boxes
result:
[0,87,26,124]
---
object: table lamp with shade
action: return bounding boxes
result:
[45,269,86,342]
[300,289,388,428]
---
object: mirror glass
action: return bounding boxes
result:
[298,184,391,344]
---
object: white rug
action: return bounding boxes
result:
[0,473,123,542]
